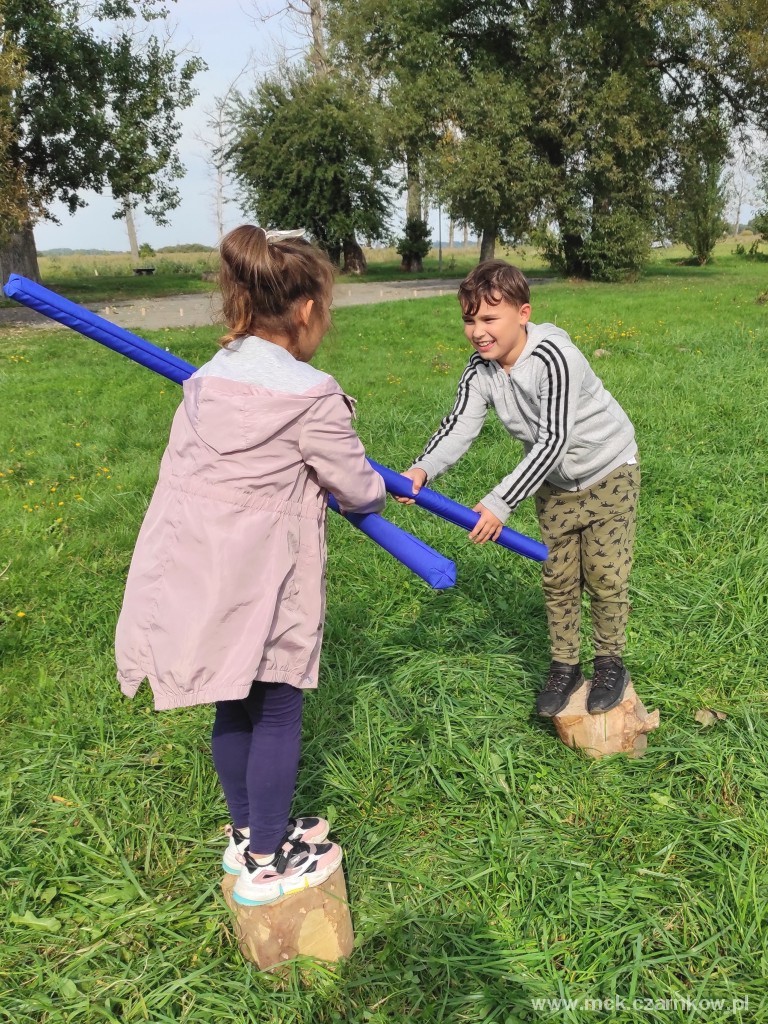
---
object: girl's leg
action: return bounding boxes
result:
[211,699,253,829]
[242,681,304,856]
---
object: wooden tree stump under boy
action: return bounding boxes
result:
[553,680,659,758]
[220,868,354,970]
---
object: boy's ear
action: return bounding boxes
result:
[298,298,314,326]
[519,303,532,324]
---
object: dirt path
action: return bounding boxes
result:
[0,276,554,331]
[0,278,465,331]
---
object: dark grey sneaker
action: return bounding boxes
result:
[536,661,584,716]
[587,656,630,714]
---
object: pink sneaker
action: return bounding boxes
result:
[232,837,343,906]
[222,817,330,875]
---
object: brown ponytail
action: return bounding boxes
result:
[218,225,335,348]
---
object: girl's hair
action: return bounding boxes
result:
[218,225,335,348]
[458,260,530,316]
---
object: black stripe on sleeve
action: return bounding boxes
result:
[500,341,570,506]
[420,354,484,459]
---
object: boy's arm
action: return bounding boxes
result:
[480,341,585,522]
[409,356,489,482]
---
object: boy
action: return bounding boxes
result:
[398,260,639,716]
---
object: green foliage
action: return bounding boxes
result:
[0,0,202,265]
[2,257,768,1017]
[106,30,204,225]
[0,36,32,242]
[751,211,768,243]
[580,207,653,283]
[669,114,729,266]
[429,68,539,251]
[229,71,391,260]
[138,242,155,258]
[329,0,768,280]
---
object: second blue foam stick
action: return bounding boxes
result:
[369,460,549,563]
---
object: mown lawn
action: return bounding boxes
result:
[0,254,766,1022]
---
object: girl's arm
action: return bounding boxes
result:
[408,355,489,483]
[299,394,386,514]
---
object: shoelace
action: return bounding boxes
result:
[544,667,579,692]
[594,659,624,690]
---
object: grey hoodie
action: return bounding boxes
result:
[411,322,636,523]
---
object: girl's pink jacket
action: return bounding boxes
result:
[116,361,385,710]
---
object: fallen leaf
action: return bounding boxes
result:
[694,708,727,728]
[649,792,678,809]
[11,910,61,932]
[50,795,75,806]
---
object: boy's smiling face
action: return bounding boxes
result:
[462,294,532,371]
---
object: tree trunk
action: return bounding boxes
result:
[405,151,421,223]
[552,680,660,759]
[463,223,469,247]
[448,218,455,248]
[308,0,328,75]
[342,235,366,275]
[0,220,41,283]
[124,201,140,262]
[400,252,423,273]
[479,222,496,261]
[561,229,589,278]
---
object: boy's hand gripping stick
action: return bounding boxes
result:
[368,461,548,562]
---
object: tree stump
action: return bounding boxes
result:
[553,679,659,758]
[220,868,354,970]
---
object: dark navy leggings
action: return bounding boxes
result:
[211,681,304,855]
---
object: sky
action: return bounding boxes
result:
[34,0,311,252]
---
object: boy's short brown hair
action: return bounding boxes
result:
[458,260,530,316]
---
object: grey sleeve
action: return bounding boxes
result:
[481,340,585,521]
[410,357,489,481]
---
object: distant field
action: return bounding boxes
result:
[1,253,767,1021]
[0,236,755,307]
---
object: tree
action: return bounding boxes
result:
[396,217,431,272]
[327,0,448,229]
[228,70,391,273]
[0,30,32,252]
[0,0,202,281]
[725,140,759,235]
[106,29,203,260]
[427,68,540,261]
[669,113,729,265]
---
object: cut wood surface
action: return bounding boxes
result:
[221,867,354,970]
[553,680,660,758]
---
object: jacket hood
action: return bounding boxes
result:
[182,374,346,456]
[516,321,574,364]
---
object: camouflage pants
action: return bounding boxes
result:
[535,461,640,665]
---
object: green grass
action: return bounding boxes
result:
[1,254,767,1022]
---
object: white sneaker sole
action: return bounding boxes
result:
[231,847,343,907]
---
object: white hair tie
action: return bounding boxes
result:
[264,228,307,242]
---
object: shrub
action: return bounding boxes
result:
[397,218,432,273]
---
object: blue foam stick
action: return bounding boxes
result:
[3,273,196,383]
[327,495,455,589]
[369,460,549,562]
[3,274,456,589]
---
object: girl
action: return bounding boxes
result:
[115,225,385,906]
